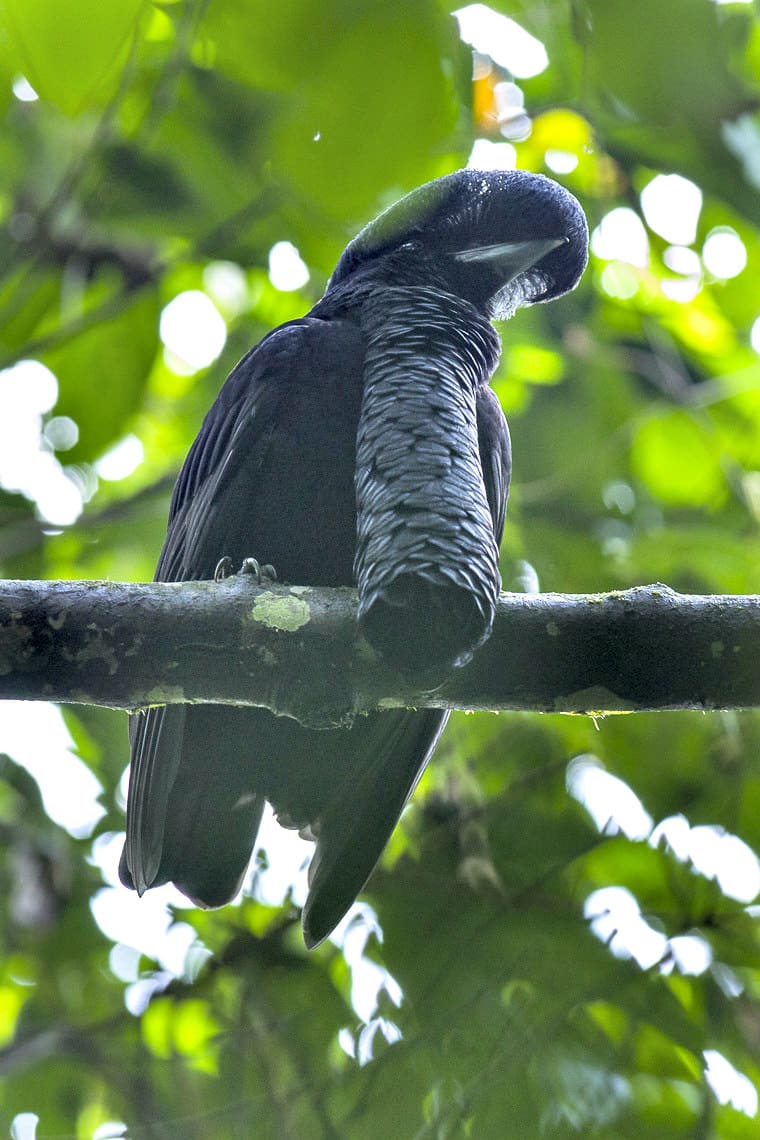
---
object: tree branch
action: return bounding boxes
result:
[0,579,757,725]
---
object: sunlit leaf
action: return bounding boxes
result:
[0,0,146,115]
[631,412,727,508]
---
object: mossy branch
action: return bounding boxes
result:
[0,578,757,727]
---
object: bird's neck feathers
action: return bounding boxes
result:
[359,285,502,388]
[315,280,502,388]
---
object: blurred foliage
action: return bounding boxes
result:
[1,0,760,1136]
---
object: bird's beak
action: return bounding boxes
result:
[454,236,568,282]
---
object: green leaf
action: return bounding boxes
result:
[582,0,749,127]
[199,0,464,219]
[42,283,159,463]
[0,0,146,115]
[631,411,728,508]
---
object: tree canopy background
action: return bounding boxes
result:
[2,0,760,1136]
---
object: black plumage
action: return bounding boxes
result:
[119,168,588,948]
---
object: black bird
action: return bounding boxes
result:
[120,169,588,948]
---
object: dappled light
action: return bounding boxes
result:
[0,361,85,525]
[704,1050,758,1117]
[0,703,103,835]
[702,227,748,279]
[268,240,310,292]
[653,814,760,902]
[11,76,37,102]
[455,4,548,78]
[641,174,703,246]
[567,753,653,840]
[159,290,227,374]
[94,434,145,482]
[585,885,671,969]
[591,208,649,267]
[467,137,517,171]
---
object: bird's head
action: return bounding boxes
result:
[328,168,588,319]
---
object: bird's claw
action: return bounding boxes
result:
[240,557,278,584]
[214,556,233,582]
[214,556,278,584]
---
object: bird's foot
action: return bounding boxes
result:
[214,556,277,584]
[214,556,234,582]
[240,557,277,584]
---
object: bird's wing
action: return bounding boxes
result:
[122,319,323,899]
[301,707,449,949]
[157,320,316,581]
[476,384,512,545]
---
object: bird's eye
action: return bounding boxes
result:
[398,240,422,253]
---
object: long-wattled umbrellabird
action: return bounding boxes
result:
[119,169,589,948]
